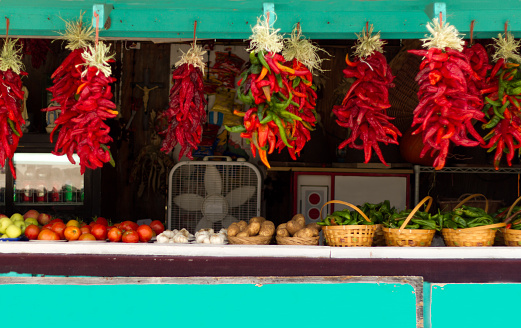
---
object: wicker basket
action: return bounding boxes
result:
[441,194,505,246]
[320,200,376,247]
[228,235,272,245]
[276,236,319,246]
[501,196,521,246]
[383,196,436,247]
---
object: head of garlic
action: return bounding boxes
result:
[210,233,227,245]
[195,233,210,244]
[156,234,171,244]
[173,234,189,243]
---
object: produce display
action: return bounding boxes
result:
[438,205,498,229]
[408,17,485,170]
[276,214,320,238]
[333,25,400,166]
[481,32,521,169]
[156,228,228,244]
[0,24,27,178]
[318,201,394,226]
[382,209,440,230]
[160,41,207,160]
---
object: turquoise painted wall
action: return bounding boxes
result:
[0,279,417,328]
[425,282,521,328]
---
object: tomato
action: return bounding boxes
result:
[24,224,40,240]
[64,226,81,241]
[38,229,60,240]
[137,225,153,242]
[94,217,108,226]
[107,227,122,242]
[78,233,96,241]
[119,221,139,232]
[122,230,139,243]
[51,222,67,240]
[90,223,108,240]
[80,225,91,235]
[149,220,165,235]
[49,218,64,225]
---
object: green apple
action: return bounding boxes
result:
[0,234,7,239]
[6,224,22,238]
[24,218,39,227]
[10,213,24,222]
[0,217,13,234]
[14,220,26,234]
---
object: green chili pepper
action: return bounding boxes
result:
[273,115,292,148]
[292,77,301,89]
[224,125,247,133]
[7,118,19,137]
[250,64,262,75]
[249,51,260,65]
[257,51,271,73]
[451,215,467,228]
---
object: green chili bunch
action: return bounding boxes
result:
[439,205,498,229]
[318,200,395,226]
[382,209,440,230]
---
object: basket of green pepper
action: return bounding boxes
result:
[440,194,505,246]
[356,200,396,246]
[382,196,438,247]
[501,196,521,246]
[319,200,376,247]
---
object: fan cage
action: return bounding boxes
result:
[167,160,262,232]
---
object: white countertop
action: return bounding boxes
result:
[2,241,521,259]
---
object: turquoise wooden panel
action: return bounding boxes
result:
[426,282,521,328]
[0,280,418,327]
[0,0,519,39]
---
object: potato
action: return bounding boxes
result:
[276,228,290,237]
[237,220,248,231]
[227,223,240,237]
[294,227,314,238]
[306,222,321,232]
[236,230,250,237]
[277,223,287,231]
[259,221,275,237]
[286,220,304,236]
[249,216,266,225]
[291,214,306,227]
[247,221,261,236]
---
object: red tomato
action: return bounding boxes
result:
[120,221,139,232]
[49,218,64,225]
[137,225,153,242]
[24,224,40,240]
[107,227,122,242]
[42,223,53,230]
[94,217,108,226]
[149,220,165,235]
[51,222,67,240]
[91,224,108,240]
[122,230,139,243]
[38,229,60,240]
[80,225,91,235]
[78,233,96,241]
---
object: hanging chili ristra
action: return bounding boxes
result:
[408,16,485,170]
[160,26,207,160]
[481,31,521,169]
[333,24,400,166]
[51,40,117,173]
[45,13,93,130]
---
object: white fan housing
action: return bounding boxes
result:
[168,157,262,231]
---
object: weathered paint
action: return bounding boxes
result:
[425,282,521,328]
[0,276,420,327]
[0,0,520,39]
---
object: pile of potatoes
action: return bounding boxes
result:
[227,217,275,238]
[277,214,321,239]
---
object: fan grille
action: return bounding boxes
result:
[168,160,262,232]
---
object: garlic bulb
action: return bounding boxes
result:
[195,233,209,244]
[156,235,170,244]
[173,234,189,244]
[210,233,226,245]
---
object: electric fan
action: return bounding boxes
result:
[168,157,262,231]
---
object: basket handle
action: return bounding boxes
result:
[320,200,371,223]
[399,196,433,230]
[505,196,521,222]
[456,222,507,231]
[505,209,521,224]
[454,193,488,213]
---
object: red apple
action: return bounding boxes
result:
[23,209,39,220]
[37,213,52,226]
[24,224,40,240]
[0,214,7,219]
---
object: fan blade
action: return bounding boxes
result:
[196,217,214,231]
[204,165,222,195]
[225,186,256,208]
[222,215,236,229]
[173,194,204,212]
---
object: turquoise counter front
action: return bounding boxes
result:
[1,243,521,328]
